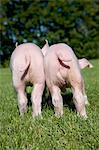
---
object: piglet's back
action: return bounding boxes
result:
[12,43,43,57]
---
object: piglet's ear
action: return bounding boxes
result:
[79,58,93,69]
[41,39,49,56]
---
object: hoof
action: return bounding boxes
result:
[55,111,63,118]
[19,107,27,116]
[32,112,42,119]
[77,112,88,120]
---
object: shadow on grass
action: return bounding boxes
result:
[27,93,32,107]
[62,92,75,111]
[26,87,75,112]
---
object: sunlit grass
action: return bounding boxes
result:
[0,59,99,150]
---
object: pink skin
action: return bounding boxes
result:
[10,43,45,117]
[42,41,93,119]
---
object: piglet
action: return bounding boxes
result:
[10,43,45,117]
[42,40,93,119]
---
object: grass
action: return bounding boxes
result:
[0,59,99,150]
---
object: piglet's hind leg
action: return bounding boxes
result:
[31,83,44,118]
[51,86,63,117]
[73,88,87,119]
[16,85,28,115]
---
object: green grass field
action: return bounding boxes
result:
[0,59,99,150]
